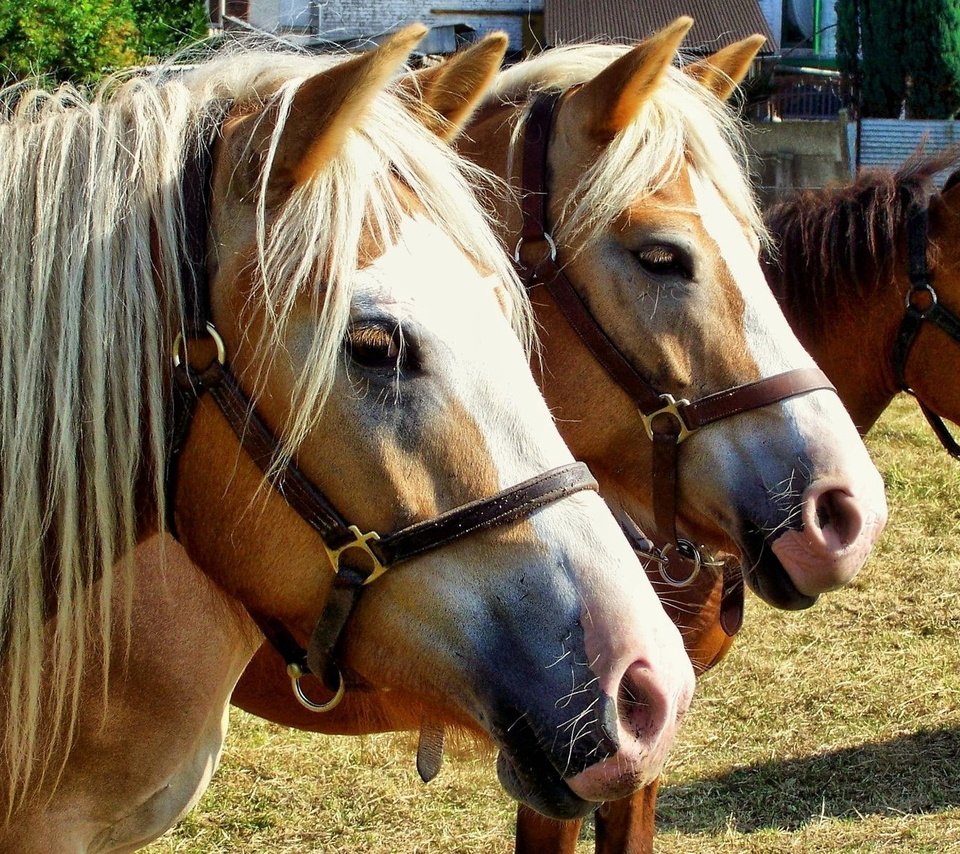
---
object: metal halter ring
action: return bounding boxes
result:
[172,322,227,369]
[656,540,703,587]
[514,231,558,265]
[288,662,345,713]
[906,283,938,314]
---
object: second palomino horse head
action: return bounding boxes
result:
[450,18,886,610]
[446,21,888,854]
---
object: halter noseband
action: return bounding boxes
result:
[891,186,960,459]
[513,92,837,636]
[167,138,599,712]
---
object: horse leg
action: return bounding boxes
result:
[594,780,659,854]
[515,805,582,853]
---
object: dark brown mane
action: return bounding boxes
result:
[763,147,960,335]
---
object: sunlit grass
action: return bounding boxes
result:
[148,396,960,853]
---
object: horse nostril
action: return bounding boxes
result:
[812,488,864,548]
[617,661,665,740]
[816,503,830,530]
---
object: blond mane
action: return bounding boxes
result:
[491,44,766,249]
[0,44,528,812]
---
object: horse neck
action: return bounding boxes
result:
[765,239,903,436]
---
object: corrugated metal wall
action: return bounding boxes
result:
[848,119,960,184]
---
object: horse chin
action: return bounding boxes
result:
[496,750,595,821]
[739,526,819,611]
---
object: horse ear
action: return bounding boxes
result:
[266,23,427,194]
[686,35,765,101]
[567,16,693,143]
[400,33,508,140]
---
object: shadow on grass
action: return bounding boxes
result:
[657,728,960,833]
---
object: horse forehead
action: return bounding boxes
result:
[613,164,702,233]
[355,215,499,319]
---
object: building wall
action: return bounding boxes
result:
[248,0,279,28]
[849,119,960,184]
[249,0,544,50]
[756,0,782,46]
[747,115,850,203]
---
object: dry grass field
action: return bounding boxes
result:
[148,396,960,853]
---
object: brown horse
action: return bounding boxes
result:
[0,29,698,851]
[231,21,887,854]
[766,148,960,448]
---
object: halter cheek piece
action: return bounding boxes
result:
[514,92,838,637]
[891,183,960,459]
[167,139,599,712]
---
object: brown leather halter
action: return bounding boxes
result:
[166,138,599,711]
[513,92,837,635]
[891,181,960,459]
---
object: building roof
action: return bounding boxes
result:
[543,0,777,54]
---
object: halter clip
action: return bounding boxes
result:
[514,232,558,265]
[906,282,938,315]
[651,539,723,586]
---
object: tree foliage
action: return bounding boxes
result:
[836,0,960,118]
[133,0,208,63]
[0,0,206,84]
[903,0,960,119]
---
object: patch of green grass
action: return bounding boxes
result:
[147,396,960,853]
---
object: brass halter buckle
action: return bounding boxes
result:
[640,394,695,443]
[324,525,387,585]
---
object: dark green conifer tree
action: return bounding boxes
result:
[837,0,960,118]
[903,0,960,118]
[836,0,909,117]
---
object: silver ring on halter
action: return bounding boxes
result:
[906,283,938,314]
[513,231,558,264]
[172,322,227,368]
[657,539,703,587]
[287,662,345,713]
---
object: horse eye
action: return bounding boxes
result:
[634,244,693,280]
[346,323,405,371]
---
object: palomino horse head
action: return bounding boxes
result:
[440,20,887,610]
[175,32,693,817]
[766,148,960,452]
[0,29,694,821]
